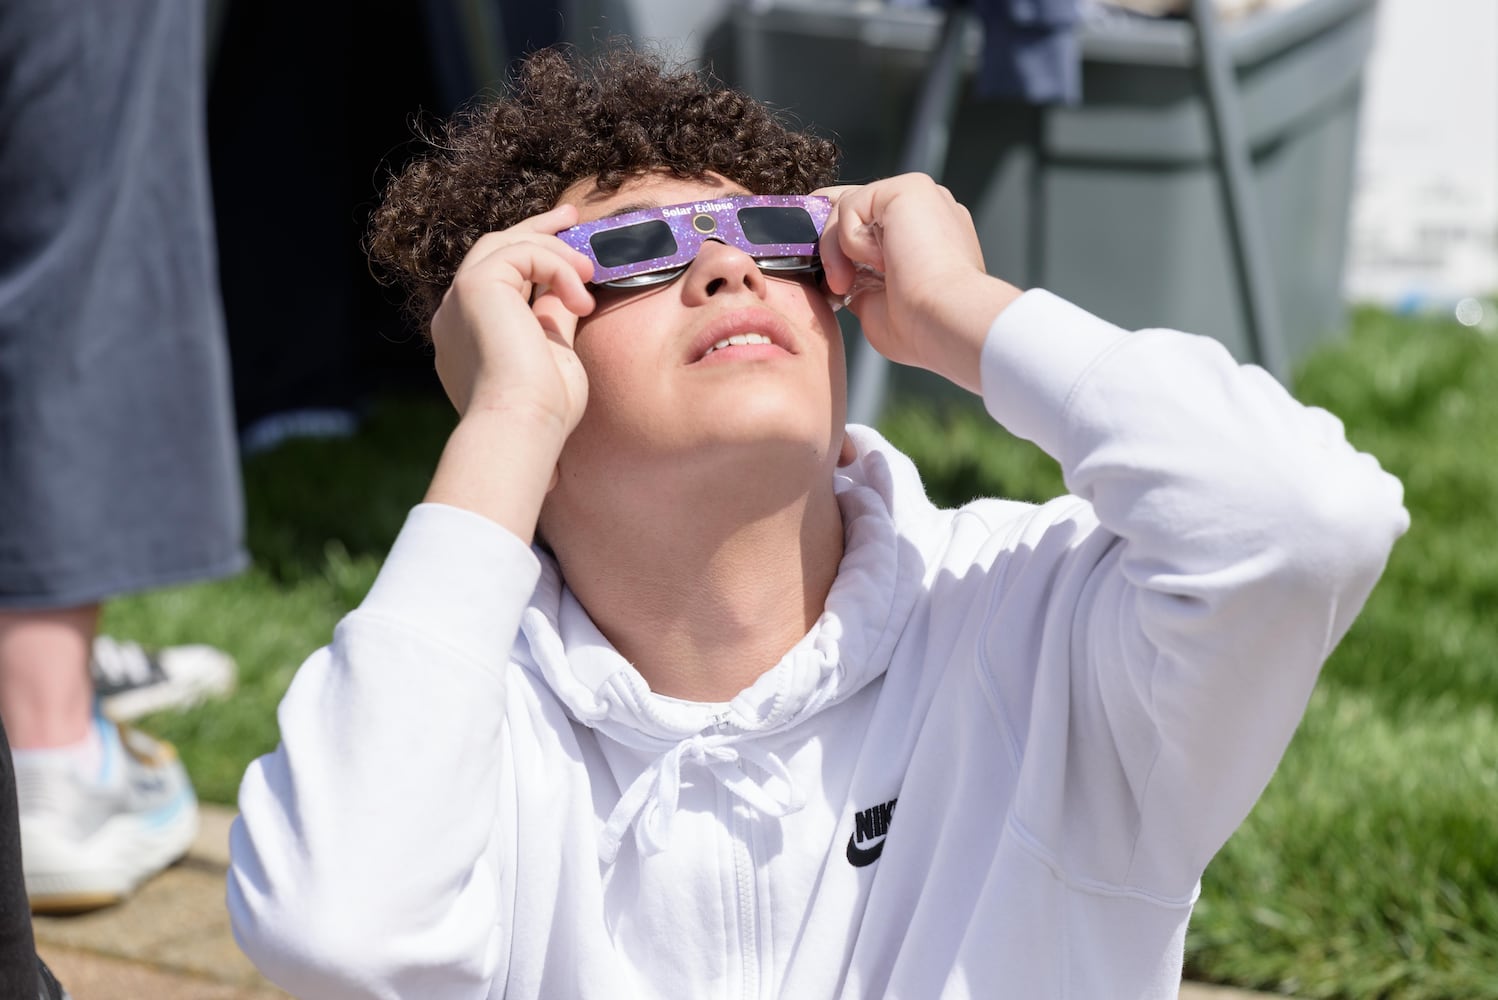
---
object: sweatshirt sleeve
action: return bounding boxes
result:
[977,290,1408,895]
[228,503,541,1000]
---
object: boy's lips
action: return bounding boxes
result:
[686,308,796,364]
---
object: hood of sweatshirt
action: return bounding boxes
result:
[512,425,939,863]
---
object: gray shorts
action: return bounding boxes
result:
[0,0,246,608]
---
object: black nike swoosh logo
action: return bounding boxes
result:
[846,832,886,867]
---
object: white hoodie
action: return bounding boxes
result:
[229,291,1408,1000]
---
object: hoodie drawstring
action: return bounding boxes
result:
[599,735,805,866]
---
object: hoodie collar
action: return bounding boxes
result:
[516,426,931,862]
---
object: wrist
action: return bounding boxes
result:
[463,392,576,443]
[918,275,1024,394]
[425,406,571,543]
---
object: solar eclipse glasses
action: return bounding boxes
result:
[557,194,831,290]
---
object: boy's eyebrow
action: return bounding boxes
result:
[602,202,664,219]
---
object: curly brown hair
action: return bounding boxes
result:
[367,44,842,329]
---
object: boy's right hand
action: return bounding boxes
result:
[429,203,595,441]
[422,204,597,540]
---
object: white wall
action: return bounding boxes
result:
[1344,0,1498,305]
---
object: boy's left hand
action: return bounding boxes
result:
[816,174,1022,394]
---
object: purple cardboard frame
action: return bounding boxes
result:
[557,194,832,287]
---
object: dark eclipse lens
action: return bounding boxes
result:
[590,220,678,267]
[737,207,819,245]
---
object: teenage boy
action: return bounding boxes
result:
[228,47,1407,999]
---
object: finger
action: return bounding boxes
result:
[811,184,860,205]
[817,192,865,295]
[454,201,588,279]
[513,237,596,313]
[813,185,859,293]
[532,277,595,322]
[459,206,576,264]
[818,198,850,296]
[828,186,886,277]
[456,239,595,312]
[500,244,595,316]
[513,233,595,285]
[532,291,583,348]
[460,229,594,284]
[512,201,580,235]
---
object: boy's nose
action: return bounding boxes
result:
[682,239,767,302]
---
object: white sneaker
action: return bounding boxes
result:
[16,717,198,914]
[90,635,235,721]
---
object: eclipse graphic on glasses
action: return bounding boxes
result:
[557,195,832,290]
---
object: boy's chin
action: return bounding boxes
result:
[554,400,847,500]
[699,407,844,456]
[543,427,842,533]
[617,424,847,504]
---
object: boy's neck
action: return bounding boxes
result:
[549,479,846,703]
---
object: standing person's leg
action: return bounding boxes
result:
[0,584,232,740]
[0,0,246,912]
[0,610,96,751]
[0,608,189,916]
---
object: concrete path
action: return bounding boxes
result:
[33,805,1285,1000]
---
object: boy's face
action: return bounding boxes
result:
[538,171,848,534]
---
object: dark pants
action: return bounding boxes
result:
[0,0,245,609]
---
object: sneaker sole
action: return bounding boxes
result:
[28,886,130,916]
[97,675,233,722]
[24,797,198,914]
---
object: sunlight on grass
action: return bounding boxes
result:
[1193,688,1498,999]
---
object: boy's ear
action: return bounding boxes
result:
[838,434,857,468]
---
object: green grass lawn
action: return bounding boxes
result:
[107,307,1498,998]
